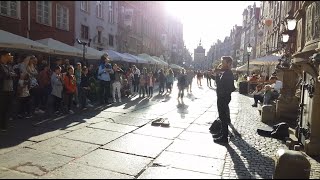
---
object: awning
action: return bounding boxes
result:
[36,38,83,57]
[0,30,49,53]
[138,54,158,65]
[106,50,135,63]
[152,56,168,66]
[123,53,148,64]
[236,64,260,72]
[170,64,184,69]
[74,44,104,59]
[250,55,281,65]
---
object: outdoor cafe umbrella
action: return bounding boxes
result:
[0,30,49,53]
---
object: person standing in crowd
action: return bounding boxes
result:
[158,68,166,94]
[126,67,134,95]
[74,62,82,107]
[177,69,187,103]
[38,64,51,111]
[112,64,124,103]
[51,66,64,115]
[63,66,77,114]
[17,73,32,119]
[27,55,45,114]
[132,65,140,94]
[0,50,16,131]
[186,69,194,93]
[209,56,236,144]
[80,66,92,109]
[98,54,113,104]
[147,71,155,97]
[197,70,203,87]
[61,59,70,73]
[139,67,147,98]
[166,69,174,94]
[206,70,212,87]
[88,64,95,78]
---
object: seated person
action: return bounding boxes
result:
[252,84,265,107]
[263,76,283,105]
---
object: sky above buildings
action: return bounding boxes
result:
[164,1,260,57]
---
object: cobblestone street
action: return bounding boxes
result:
[0,80,319,179]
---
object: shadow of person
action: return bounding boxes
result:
[214,126,275,179]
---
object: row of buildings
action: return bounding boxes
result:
[0,1,188,65]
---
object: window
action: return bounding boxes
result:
[81,25,89,40]
[80,1,89,12]
[98,31,101,43]
[96,1,103,18]
[109,34,114,47]
[0,1,20,18]
[108,1,114,23]
[37,1,51,25]
[56,4,69,30]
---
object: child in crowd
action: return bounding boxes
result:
[17,73,32,119]
[51,66,64,115]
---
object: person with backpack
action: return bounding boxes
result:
[0,50,16,132]
[209,56,236,144]
[97,54,113,104]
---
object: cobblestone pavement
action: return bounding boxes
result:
[1,79,320,179]
[222,94,287,179]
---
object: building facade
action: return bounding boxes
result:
[239,3,260,63]
[194,40,206,70]
[74,1,118,51]
[0,1,75,45]
[230,25,242,67]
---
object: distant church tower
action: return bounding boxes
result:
[194,39,206,69]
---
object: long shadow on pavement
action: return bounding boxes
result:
[0,101,123,152]
[219,124,275,179]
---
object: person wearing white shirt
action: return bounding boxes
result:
[263,76,282,104]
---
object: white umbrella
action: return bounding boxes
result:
[250,55,281,65]
[106,50,135,63]
[0,30,49,53]
[36,38,83,57]
[123,53,148,64]
[236,64,260,72]
[74,44,104,59]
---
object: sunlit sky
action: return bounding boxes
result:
[164,1,260,56]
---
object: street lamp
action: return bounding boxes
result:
[246,44,252,94]
[279,15,297,69]
[76,38,91,66]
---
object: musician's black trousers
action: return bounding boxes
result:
[216,95,231,138]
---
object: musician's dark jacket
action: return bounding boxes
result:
[216,69,236,97]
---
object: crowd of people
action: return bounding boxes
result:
[0,50,202,132]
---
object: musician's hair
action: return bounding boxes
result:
[221,56,233,64]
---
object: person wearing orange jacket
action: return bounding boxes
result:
[63,66,77,114]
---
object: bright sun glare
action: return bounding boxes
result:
[164,1,260,55]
